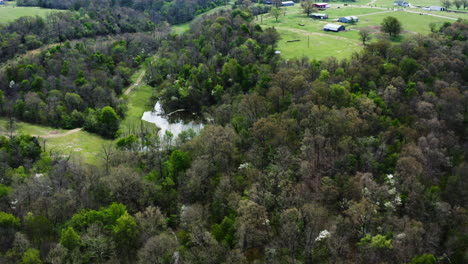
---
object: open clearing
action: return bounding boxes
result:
[0,1,63,24]
[259,3,458,59]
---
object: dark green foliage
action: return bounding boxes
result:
[60,227,81,250]
[212,216,236,248]
[408,254,437,264]
[21,248,42,264]
[67,203,127,231]
[381,16,402,38]
[0,12,467,264]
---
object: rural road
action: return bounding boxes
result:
[404,10,458,20]
[124,70,146,95]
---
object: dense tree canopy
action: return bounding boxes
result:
[0,8,467,264]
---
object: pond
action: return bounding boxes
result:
[141,102,204,139]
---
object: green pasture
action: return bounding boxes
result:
[275,28,362,60]
[0,1,63,24]
[0,119,65,136]
[121,69,155,133]
[260,4,457,58]
[44,131,112,165]
[359,11,455,33]
[0,118,111,165]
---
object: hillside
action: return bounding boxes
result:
[0,1,467,264]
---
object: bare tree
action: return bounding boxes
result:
[99,142,115,175]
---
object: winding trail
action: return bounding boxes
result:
[124,69,146,95]
[40,128,82,139]
[1,127,83,139]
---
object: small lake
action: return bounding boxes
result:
[141,102,204,139]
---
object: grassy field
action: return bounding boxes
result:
[0,1,63,24]
[259,4,457,59]
[0,118,112,165]
[275,28,361,60]
[121,69,156,133]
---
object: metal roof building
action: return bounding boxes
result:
[323,24,345,32]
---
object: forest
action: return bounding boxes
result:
[0,0,224,63]
[0,2,467,264]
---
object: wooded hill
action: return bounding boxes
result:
[0,7,467,264]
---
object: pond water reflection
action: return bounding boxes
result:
[141,102,204,139]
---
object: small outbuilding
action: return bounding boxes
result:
[323,23,345,32]
[310,13,328,19]
[313,3,331,9]
[394,1,410,7]
[422,6,446,11]
[281,1,295,6]
[338,16,359,23]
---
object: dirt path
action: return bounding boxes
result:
[275,27,360,46]
[404,10,458,20]
[40,128,82,139]
[1,127,83,139]
[357,10,396,17]
[124,70,146,95]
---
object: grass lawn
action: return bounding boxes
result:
[275,28,362,60]
[44,130,112,165]
[121,69,156,134]
[0,118,111,165]
[0,1,63,24]
[259,4,457,58]
[356,10,455,34]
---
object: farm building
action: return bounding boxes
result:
[310,13,328,19]
[313,3,331,9]
[394,1,410,7]
[338,16,358,23]
[281,1,295,6]
[422,6,446,11]
[323,24,345,32]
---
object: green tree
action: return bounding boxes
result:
[271,7,282,22]
[99,106,120,138]
[409,254,437,264]
[359,28,372,45]
[301,0,316,17]
[112,213,138,254]
[60,227,81,250]
[381,16,402,38]
[441,0,451,9]
[0,212,21,251]
[21,248,42,264]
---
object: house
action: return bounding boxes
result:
[313,3,331,9]
[338,16,359,23]
[281,1,295,6]
[264,0,272,4]
[422,6,446,11]
[323,23,345,32]
[310,13,328,19]
[394,1,410,7]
